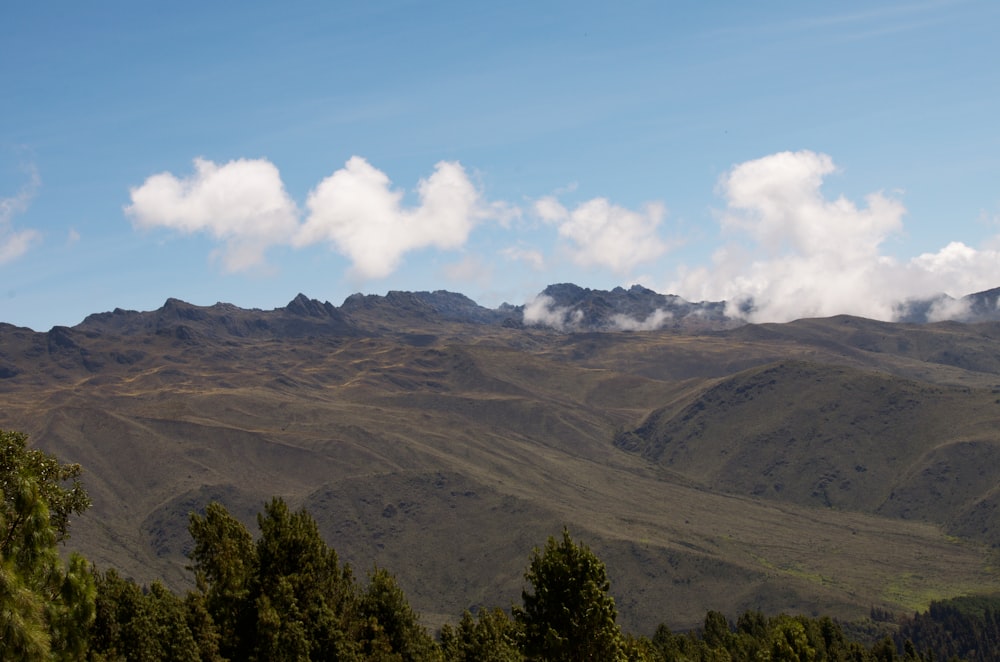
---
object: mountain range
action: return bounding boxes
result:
[3,284,1000,634]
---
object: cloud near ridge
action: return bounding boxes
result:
[669,150,1000,322]
[0,164,42,264]
[124,151,1000,323]
[127,156,490,278]
[522,294,584,331]
[535,196,669,274]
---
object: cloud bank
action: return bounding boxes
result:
[125,151,1000,324]
[0,164,42,264]
[670,150,1000,322]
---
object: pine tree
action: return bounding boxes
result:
[360,567,441,661]
[440,608,522,662]
[189,497,439,660]
[515,528,625,661]
[0,429,95,661]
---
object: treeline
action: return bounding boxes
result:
[890,596,1000,661]
[2,429,997,661]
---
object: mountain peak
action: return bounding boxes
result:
[285,293,337,318]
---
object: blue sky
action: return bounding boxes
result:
[2,1,998,330]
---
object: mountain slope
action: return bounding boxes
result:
[2,291,1000,634]
[615,359,1000,542]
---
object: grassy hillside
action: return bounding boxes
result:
[616,360,1000,534]
[3,308,1000,634]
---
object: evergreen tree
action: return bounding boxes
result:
[253,497,358,661]
[440,608,522,662]
[189,497,439,660]
[188,501,257,659]
[515,528,625,661]
[0,429,95,661]
[87,569,221,662]
[360,567,441,661]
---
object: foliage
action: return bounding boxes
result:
[440,608,522,661]
[87,569,221,662]
[187,497,439,661]
[0,429,95,661]
[893,595,1000,661]
[647,610,927,662]
[360,567,442,661]
[516,527,625,661]
[187,501,256,659]
[1,429,986,661]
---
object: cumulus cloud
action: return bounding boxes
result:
[295,157,483,279]
[908,241,1000,294]
[0,164,42,264]
[669,150,1000,322]
[522,294,583,331]
[126,158,299,272]
[534,196,669,274]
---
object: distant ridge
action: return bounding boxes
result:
[77,295,359,340]
[532,283,735,331]
[61,282,1000,340]
[894,286,1000,323]
[67,284,738,338]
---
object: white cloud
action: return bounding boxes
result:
[295,158,483,279]
[523,294,675,331]
[501,245,545,271]
[125,157,299,272]
[534,196,670,274]
[610,309,673,331]
[669,150,1000,322]
[443,254,493,287]
[0,228,41,264]
[522,294,582,331]
[719,150,902,260]
[122,150,1000,324]
[534,196,568,223]
[0,164,42,264]
[925,296,971,323]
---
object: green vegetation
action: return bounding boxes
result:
[1,429,95,661]
[516,528,625,660]
[892,596,1000,661]
[4,427,1000,660]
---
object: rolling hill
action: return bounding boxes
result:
[2,287,1000,634]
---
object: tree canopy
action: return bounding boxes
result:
[516,527,625,661]
[0,429,976,661]
[0,429,95,661]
